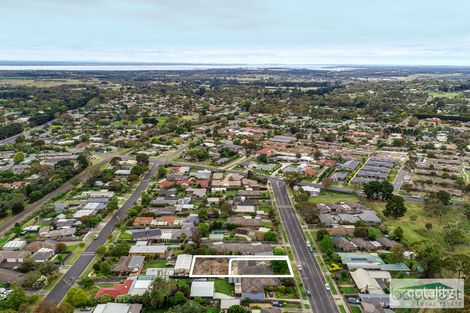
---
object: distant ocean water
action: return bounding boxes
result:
[0,63,353,71]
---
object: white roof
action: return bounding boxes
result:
[350,268,389,294]
[94,303,135,313]
[175,254,193,270]
[84,202,101,210]
[134,280,152,289]
[115,169,131,175]
[2,240,27,249]
[73,209,96,218]
[129,245,167,254]
[190,281,214,298]
[220,299,241,309]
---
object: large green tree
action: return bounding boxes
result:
[383,195,407,218]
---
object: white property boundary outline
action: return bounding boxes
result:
[189,255,294,278]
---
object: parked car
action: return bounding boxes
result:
[325,283,331,291]
[306,290,312,297]
[347,297,360,304]
[272,301,282,307]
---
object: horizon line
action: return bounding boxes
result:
[1,60,470,68]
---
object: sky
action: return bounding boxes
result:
[1,0,470,65]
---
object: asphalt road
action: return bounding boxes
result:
[271,179,339,313]
[393,167,408,193]
[44,160,160,303]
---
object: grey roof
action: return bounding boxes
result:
[339,160,360,171]
[129,256,146,268]
[132,229,162,240]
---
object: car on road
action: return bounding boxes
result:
[298,265,302,271]
[306,290,312,297]
[80,307,92,312]
[93,234,99,240]
[325,283,330,290]
[308,246,314,252]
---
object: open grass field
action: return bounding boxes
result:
[428,91,462,98]
[367,200,470,255]
[309,191,360,204]
[0,77,99,87]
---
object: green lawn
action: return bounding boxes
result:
[338,304,347,313]
[340,286,357,295]
[429,91,461,98]
[143,260,167,269]
[66,244,79,252]
[309,191,359,204]
[118,231,133,242]
[214,279,234,296]
[350,305,362,313]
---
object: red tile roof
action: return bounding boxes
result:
[256,147,274,155]
[133,217,154,226]
[95,279,133,299]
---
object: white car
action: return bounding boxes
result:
[93,234,99,240]
[325,283,331,291]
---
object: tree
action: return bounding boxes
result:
[64,287,90,308]
[443,254,470,279]
[23,271,43,289]
[168,301,207,313]
[425,223,433,231]
[284,171,302,188]
[56,242,67,252]
[316,228,328,241]
[2,287,29,311]
[110,156,122,166]
[363,181,394,200]
[257,154,268,163]
[108,242,130,257]
[407,116,419,127]
[435,191,452,205]
[191,228,202,247]
[391,226,404,241]
[263,231,277,242]
[228,305,248,313]
[416,245,442,277]
[157,165,167,179]
[389,243,405,263]
[8,193,26,215]
[77,277,94,289]
[383,195,407,218]
[136,153,150,166]
[443,224,466,246]
[18,258,38,273]
[34,301,74,313]
[271,260,290,275]
[77,154,89,169]
[197,223,210,237]
[13,151,25,164]
[354,227,369,238]
[169,291,187,306]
